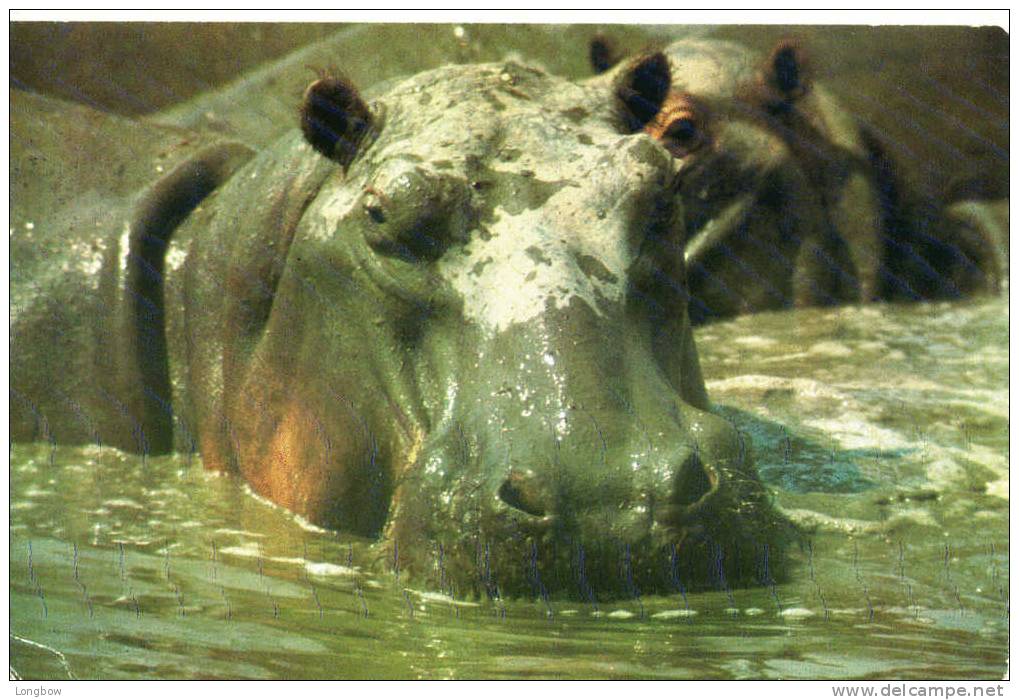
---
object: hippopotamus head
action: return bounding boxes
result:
[189,58,783,598]
[592,37,883,323]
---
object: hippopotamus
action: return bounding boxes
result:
[10,56,785,598]
[591,34,1008,323]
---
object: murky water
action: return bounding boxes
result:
[9,298,1008,679]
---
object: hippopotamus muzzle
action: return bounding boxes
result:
[383,292,770,598]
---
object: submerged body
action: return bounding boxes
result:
[10,59,785,598]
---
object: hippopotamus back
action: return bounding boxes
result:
[11,89,253,452]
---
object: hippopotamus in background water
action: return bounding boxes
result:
[592,33,1008,323]
[10,56,785,598]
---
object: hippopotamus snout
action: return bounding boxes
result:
[397,412,754,598]
[491,431,729,539]
[475,331,739,541]
[382,274,769,597]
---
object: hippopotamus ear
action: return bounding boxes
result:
[300,75,374,167]
[762,41,811,106]
[614,51,671,132]
[590,33,624,74]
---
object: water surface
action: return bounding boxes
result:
[9,298,1009,679]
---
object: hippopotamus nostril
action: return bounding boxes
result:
[497,469,548,518]
[674,453,716,506]
[657,452,720,529]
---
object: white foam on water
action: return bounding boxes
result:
[292,514,331,534]
[218,545,358,579]
[240,482,278,510]
[780,607,815,620]
[218,542,263,558]
[238,482,333,533]
[305,561,359,577]
[650,609,698,619]
[23,487,54,498]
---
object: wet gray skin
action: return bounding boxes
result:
[11,60,784,599]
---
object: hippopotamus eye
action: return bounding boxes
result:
[661,115,706,157]
[360,169,471,262]
[644,91,710,160]
[362,186,389,224]
[668,118,698,143]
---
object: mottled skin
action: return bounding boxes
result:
[595,37,1007,323]
[10,60,785,598]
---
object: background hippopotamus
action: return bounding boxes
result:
[590,30,1008,322]
[10,55,786,598]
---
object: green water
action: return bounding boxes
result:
[9,298,1009,679]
